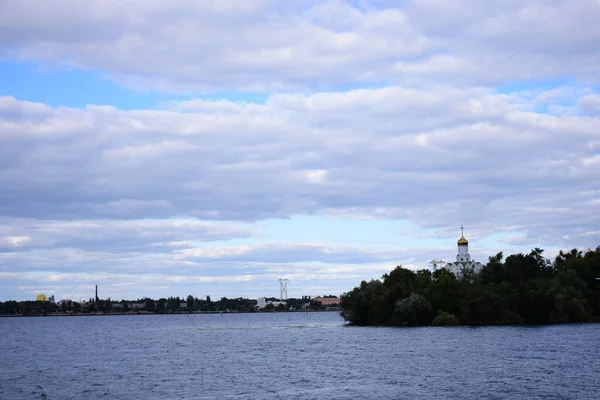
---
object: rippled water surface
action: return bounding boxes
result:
[1,312,600,399]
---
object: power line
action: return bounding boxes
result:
[278,278,289,301]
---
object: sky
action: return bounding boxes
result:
[1,0,599,302]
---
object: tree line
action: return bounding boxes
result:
[340,247,600,326]
[0,295,332,316]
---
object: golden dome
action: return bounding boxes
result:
[457,235,469,245]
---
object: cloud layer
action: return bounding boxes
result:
[1,0,599,300]
[1,0,599,92]
[2,88,599,241]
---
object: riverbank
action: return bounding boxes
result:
[0,308,342,318]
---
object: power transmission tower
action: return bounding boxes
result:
[278,278,289,301]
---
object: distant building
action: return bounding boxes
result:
[442,226,484,277]
[255,297,286,309]
[129,303,145,310]
[313,296,340,306]
[256,297,267,308]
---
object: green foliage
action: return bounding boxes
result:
[0,300,58,315]
[432,312,459,326]
[391,293,432,326]
[144,298,156,312]
[340,246,600,327]
[167,297,181,312]
[97,299,112,313]
[186,295,195,310]
[1,295,265,315]
[341,279,389,325]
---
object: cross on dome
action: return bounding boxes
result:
[457,225,469,245]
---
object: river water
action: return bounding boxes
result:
[1,312,599,399]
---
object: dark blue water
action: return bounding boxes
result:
[1,312,599,399]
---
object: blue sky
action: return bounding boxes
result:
[0,60,176,109]
[1,0,600,301]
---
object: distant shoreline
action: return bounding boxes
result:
[0,309,341,318]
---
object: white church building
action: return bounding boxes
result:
[431,226,484,277]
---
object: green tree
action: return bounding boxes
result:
[144,298,156,312]
[167,297,180,312]
[341,279,392,325]
[382,266,416,301]
[390,293,432,326]
[99,299,113,313]
[480,252,505,284]
[186,295,195,311]
[432,311,459,326]
[156,298,166,312]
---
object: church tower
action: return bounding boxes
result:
[443,225,483,277]
[456,225,471,263]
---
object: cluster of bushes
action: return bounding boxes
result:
[340,247,600,326]
[0,300,59,316]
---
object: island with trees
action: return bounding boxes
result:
[340,247,600,326]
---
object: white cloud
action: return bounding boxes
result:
[0,236,31,247]
[306,169,327,184]
[582,155,600,166]
[578,95,600,115]
[1,86,598,248]
[0,218,253,252]
[172,242,407,264]
[0,1,429,92]
[2,1,598,92]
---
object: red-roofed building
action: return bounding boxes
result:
[313,296,340,306]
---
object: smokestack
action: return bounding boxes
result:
[95,285,99,303]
